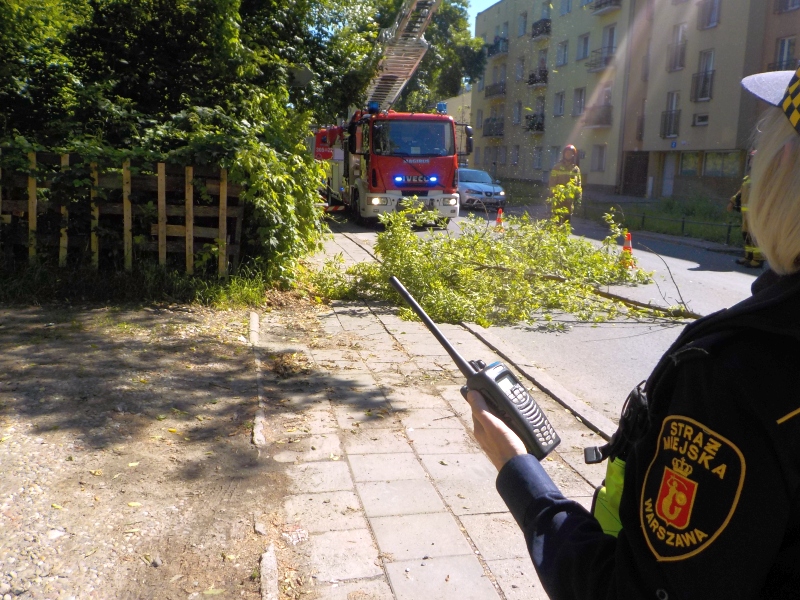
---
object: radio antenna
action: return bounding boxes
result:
[389,276,476,377]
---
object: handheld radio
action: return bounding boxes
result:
[389,276,560,460]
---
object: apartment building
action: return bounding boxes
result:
[472,0,637,194]
[637,0,764,201]
[471,0,775,201]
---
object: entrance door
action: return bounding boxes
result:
[662,153,676,197]
[623,152,649,196]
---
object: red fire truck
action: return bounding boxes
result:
[314,0,473,225]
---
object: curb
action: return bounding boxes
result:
[260,544,279,600]
[250,311,268,448]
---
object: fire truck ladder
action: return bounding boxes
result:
[365,0,442,111]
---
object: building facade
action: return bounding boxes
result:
[470,0,775,201]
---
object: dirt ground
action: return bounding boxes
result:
[0,300,319,600]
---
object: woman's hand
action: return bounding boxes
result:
[465,390,528,471]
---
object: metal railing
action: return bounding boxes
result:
[589,0,622,13]
[528,68,548,86]
[691,70,715,101]
[584,202,743,246]
[660,110,680,138]
[586,46,616,71]
[525,113,545,132]
[583,105,613,127]
[768,58,800,71]
[531,18,551,39]
[486,38,509,58]
[483,118,505,137]
[667,41,687,71]
[697,0,721,28]
[484,81,506,98]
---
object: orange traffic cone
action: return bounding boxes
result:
[621,232,634,268]
[495,207,504,232]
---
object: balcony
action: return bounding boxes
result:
[589,0,622,15]
[531,18,551,40]
[525,112,545,133]
[484,81,506,98]
[690,70,715,101]
[775,0,800,13]
[660,110,681,138]
[528,68,548,86]
[586,46,616,72]
[667,41,687,72]
[697,0,720,29]
[483,118,505,137]
[768,58,800,71]
[636,116,645,141]
[486,37,509,58]
[583,105,613,128]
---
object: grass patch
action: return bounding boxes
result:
[581,196,743,246]
[0,260,278,307]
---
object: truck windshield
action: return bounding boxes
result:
[372,120,455,157]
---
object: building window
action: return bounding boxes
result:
[550,146,561,170]
[560,0,572,15]
[591,145,606,171]
[474,147,481,166]
[533,146,543,170]
[518,12,528,36]
[703,151,740,177]
[499,146,508,165]
[512,145,520,165]
[577,34,590,61]
[484,147,492,166]
[692,113,709,126]
[478,76,485,92]
[554,91,565,116]
[556,41,569,66]
[776,0,800,13]
[573,87,586,116]
[774,37,797,71]
[513,102,522,124]
[541,1,551,19]
[516,57,525,81]
[476,109,483,128]
[668,23,688,71]
[680,152,700,175]
[581,0,592,5]
[697,0,720,29]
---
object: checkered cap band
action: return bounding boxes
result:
[781,67,800,133]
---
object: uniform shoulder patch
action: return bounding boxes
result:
[639,415,745,562]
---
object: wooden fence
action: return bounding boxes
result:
[0,152,243,276]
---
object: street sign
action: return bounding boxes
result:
[671,141,677,148]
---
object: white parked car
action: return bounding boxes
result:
[457,169,507,211]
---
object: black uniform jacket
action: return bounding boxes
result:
[497,270,800,600]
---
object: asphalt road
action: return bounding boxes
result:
[329,206,761,423]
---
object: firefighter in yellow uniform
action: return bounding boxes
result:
[548,145,582,223]
[727,172,765,268]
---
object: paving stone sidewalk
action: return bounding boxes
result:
[257,232,608,599]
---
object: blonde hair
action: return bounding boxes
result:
[748,107,800,274]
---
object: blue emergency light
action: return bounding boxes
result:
[436,102,447,114]
[367,101,380,114]
[429,176,438,183]
[394,175,403,183]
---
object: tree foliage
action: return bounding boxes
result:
[312,187,673,329]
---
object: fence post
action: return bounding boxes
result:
[158,162,167,266]
[641,214,645,229]
[218,168,228,277]
[185,166,194,274]
[123,160,132,271]
[726,222,732,246]
[90,162,99,269]
[59,154,70,267]
[681,216,685,236]
[28,152,37,263]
